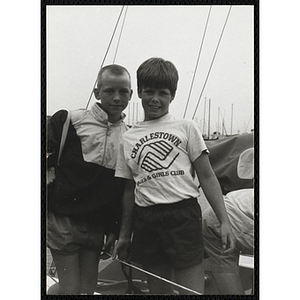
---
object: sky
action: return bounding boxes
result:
[47,5,254,134]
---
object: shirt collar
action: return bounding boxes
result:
[138,113,173,125]
[90,102,126,124]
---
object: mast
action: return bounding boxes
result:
[222,109,225,137]
[208,98,211,139]
[222,109,228,137]
[230,103,233,135]
[218,107,220,134]
[202,97,207,135]
[132,102,135,125]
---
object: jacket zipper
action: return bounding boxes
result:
[101,124,110,165]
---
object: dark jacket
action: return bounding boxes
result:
[47,108,126,236]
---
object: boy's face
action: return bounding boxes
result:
[138,87,174,121]
[94,71,132,123]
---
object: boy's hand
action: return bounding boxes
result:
[101,233,116,258]
[220,223,236,254]
[111,239,131,261]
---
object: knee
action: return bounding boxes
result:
[47,282,60,295]
[47,282,80,295]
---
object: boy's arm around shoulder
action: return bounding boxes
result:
[112,179,135,261]
[193,152,235,253]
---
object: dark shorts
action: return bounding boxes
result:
[131,198,204,270]
[47,211,105,254]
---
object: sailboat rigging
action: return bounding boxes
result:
[190,5,232,120]
[84,5,234,132]
[183,6,212,119]
[113,6,128,64]
[85,6,126,109]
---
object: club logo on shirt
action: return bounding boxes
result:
[130,131,183,173]
[137,140,179,172]
[131,132,182,159]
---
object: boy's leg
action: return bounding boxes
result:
[78,248,101,295]
[174,261,205,295]
[50,249,80,294]
[144,264,174,295]
[211,272,245,294]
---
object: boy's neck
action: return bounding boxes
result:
[144,111,170,121]
[108,115,121,123]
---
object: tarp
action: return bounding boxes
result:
[206,133,254,195]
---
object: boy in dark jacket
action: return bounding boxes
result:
[47,64,132,294]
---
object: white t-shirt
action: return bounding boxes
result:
[115,113,208,207]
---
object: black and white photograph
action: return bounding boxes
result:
[43,1,257,297]
[6,1,300,299]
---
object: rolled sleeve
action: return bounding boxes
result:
[187,121,209,162]
[115,141,133,180]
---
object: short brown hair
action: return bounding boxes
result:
[137,57,179,97]
[97,64,131,88]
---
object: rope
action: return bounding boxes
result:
[244,111,253,132]
[85,6,125,110]
[183,6,212,119]
[192,6,232,120]
[113,6,128,64]
[104,252,202,295]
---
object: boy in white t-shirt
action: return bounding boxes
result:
[112,57,235,295]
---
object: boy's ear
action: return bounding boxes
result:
[129,89,133,100]
[93,88,100,100]
[137,89,142,99]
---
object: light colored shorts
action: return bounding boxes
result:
[47,211,104,254]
